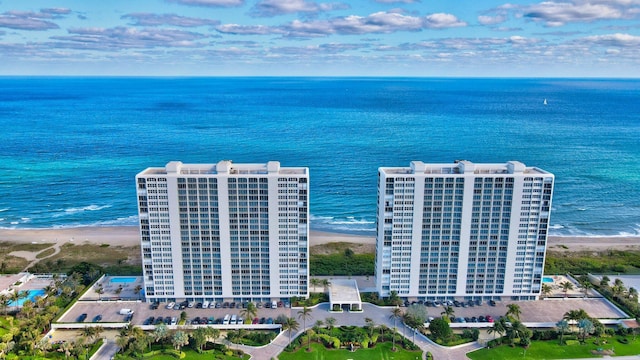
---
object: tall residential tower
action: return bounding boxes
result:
[136,160,309,303]
[375,161,554,301]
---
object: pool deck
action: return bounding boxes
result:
[81,276,145,301]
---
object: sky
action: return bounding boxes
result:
[0,0,639,77]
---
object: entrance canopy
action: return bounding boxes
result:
[329,279,362,311]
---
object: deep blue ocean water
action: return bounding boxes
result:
[0,77,638,237]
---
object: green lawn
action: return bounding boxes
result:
[278,342,422,360]
[126,348,250,360]
[468,337,640,360]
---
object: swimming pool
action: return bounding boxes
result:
[8,289,46,307]
[543,277,554,283]
[110,277,138,283]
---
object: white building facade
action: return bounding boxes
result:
[375,161,554,301]
[136,160,309,303]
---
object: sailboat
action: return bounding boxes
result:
[543,98,548,105]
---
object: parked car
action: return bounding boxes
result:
[253,317,260,324]
[78,313,87,322]
[93,315,102,322]
[489,299,496,306]
[145,316,155,325]
[150,302,159,310]
[486,315,494,323]
[166,302,175,309]
[266,317,273,324]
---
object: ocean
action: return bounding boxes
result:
[0,77,638,237]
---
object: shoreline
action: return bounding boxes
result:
[0,225,639,252]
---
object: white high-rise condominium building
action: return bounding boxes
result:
[375,160,554,301]
[136,160,309,303]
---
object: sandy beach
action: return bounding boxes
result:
[0,226,639,252]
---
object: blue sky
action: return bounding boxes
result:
[0,0,638,77]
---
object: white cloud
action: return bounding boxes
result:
[582,33,640,46]
[279,11,466,37]
[375,0,420,3]
[478,15,507,25]
[167,0,244,7]
[0,8,70,30]
[250,0,349,17]
[424,13,467,29]
[122,13,219,27]
[216,24,284,35]
[51,27,208,49]
[522,0,639,27]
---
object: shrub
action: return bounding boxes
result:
[532,329,558,340]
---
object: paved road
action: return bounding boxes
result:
[240,303,482,360]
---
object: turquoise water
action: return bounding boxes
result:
[0,77,639,236]
[110,277,137,283]
[8,289,46,306]
[543,277,554,283]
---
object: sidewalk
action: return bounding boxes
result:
[239,303,480,360]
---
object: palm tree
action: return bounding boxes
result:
[325,317,336,331]
[578,318,594,343]
[0,294,8,316]
[580,279,593,297]
[389,307,403,351]
[629,287,639,301]
[441,306,455,321]
[600,275,610,287]
[541,283,553,299]
[560,281,574,297]
[556,320,570,345]
[365,318,376,338]
[192,327,208,352]
[209,328,220,347]
[506,320,528,345]
[487,324,499,339]
[241,302,258,321]
[388,291,402,306]
[133,285,143,299]
[506,303,522,321]
[80,327,96,342]
[171,331,189,352]
[95,286,104,300]
[321,279,331,292]
[9,290,25,312]
[298,306,313,350]
[313,320,324,333]
[563,309,589,331]
[310,278,321,292]
[282,317,299,350]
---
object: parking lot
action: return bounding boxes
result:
[409,297,628,325]
[59,300,293,327]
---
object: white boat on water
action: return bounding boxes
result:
[543,98,548,105]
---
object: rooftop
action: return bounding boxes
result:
[381,160,552,176]
[138,160,307,177]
